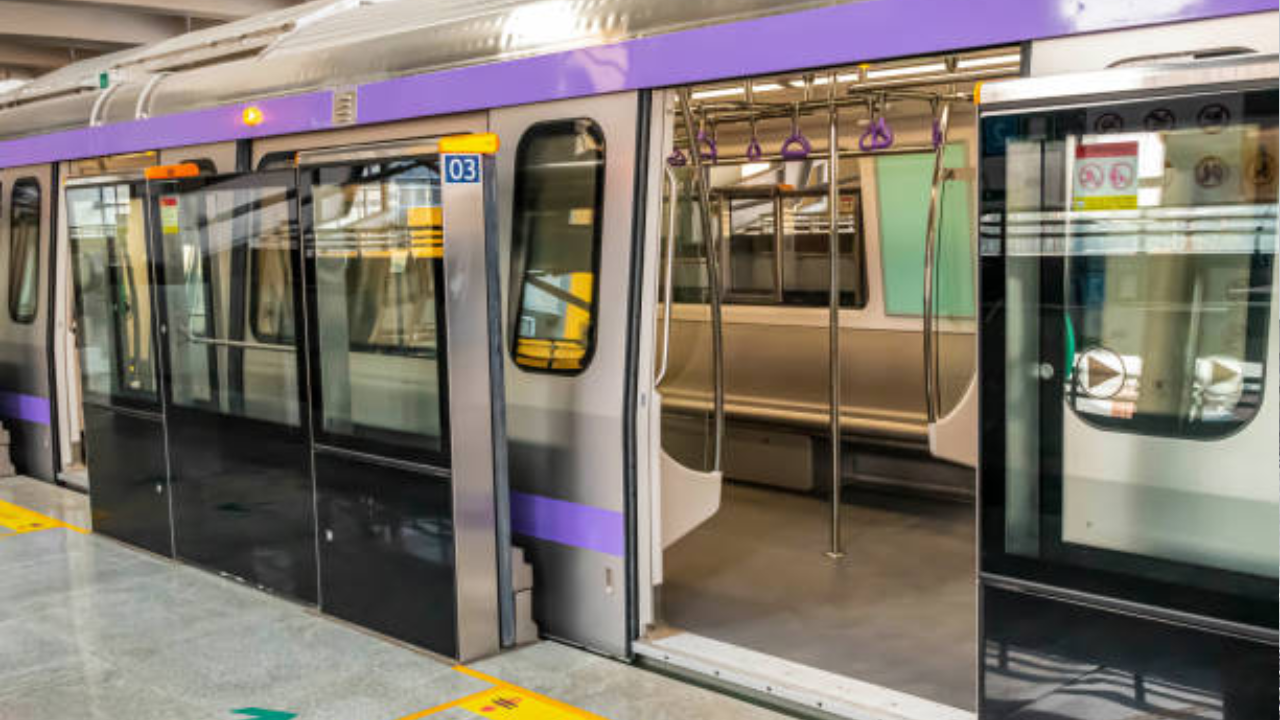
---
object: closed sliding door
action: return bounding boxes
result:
[66,180,171,555]
[151,171,316,602]
[303,156,459,655]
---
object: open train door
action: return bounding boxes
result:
[491,94,642,657]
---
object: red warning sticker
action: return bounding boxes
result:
[1073,141,1139,211]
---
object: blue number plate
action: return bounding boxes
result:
[444,155,481,184]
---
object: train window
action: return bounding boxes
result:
[249,242,295,344]
[309,158,448,457]
[877,145,973,317]
[66,183,158,405]
[510,119,605,374]
[779,191,864,307]
[8,178,41,324]
[159,176,302,426]
[723,195,778,301]
[982,88,1278,624]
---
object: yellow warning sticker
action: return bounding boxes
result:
[0,499,87,536]
[160,195,181,235]
[391,666,609,720]
[458,688,581,719]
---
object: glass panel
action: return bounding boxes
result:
[982,88,1278,623]
[779,190,863,307]
[67,184,158,406]
[310,159,447,456]
[670,170,711,304]
[723,196,777,300]
[511,119,604,373]
[158,176,301,426]
[9,178,41,324]
[877,145,974,317]
[250,243,295,344]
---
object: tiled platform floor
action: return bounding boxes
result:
[0,476,791,720]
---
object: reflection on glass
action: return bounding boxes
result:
[9,179,41,323]
[511,119,604,373]
[311,159,446,455]
[67,184,158,405]
[159,178,301,426]
[989,89,1278,597]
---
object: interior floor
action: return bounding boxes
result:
[662,480,977,710]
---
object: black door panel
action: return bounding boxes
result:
[316,450,457,657]
[83,405,171,556]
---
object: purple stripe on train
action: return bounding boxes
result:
[510,491,625,557]
[1,0,1273,168]
[0,392,51,426]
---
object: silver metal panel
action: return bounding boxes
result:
[1028,11,1279,76]
[0,0,849,140]
[0,164,55,479]
[491,93,639,657]
[442,149,503,662]
[980,53,1278,108]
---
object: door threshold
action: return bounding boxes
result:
[634,631,974,720]
[58,467,89,492]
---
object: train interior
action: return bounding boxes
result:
[642,48,1023,713]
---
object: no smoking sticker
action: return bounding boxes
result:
[1072,141,1139,211]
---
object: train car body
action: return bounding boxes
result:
[1,1,1276,718]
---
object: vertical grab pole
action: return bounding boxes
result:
[825,73,844,559]
[677,87,725,474]
[923,101,952,424]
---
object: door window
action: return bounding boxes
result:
[510,119,605,374]
[9,178,41,324]
[67,183,158,407]
[308,158,449,460]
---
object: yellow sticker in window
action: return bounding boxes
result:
[568,207,594,226]
[408,206,443,228]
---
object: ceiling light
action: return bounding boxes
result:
[751,82,784,93]
[865,62,948,79]
[691,87,744,100]
[957,53,1021,69]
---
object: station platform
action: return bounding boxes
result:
[0,477,790,720]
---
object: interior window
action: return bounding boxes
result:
[9,178,41,324]
[310,159,448,457]
[510,119,605,374]
[711,176,866,308]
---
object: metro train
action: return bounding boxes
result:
[1,2,1276,719]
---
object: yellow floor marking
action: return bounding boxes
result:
[390,689,496,720]
[453,666,610,720]
[389,666,610,720]
[0,499,89,536]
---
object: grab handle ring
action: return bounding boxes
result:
[667,147,688,167]
[746,136,763,162]
[781,132,812,160]
[781,102,811,160]
[859,116,894,152]
[697,129,718,163]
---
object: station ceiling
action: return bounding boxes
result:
[0,0,307,91]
